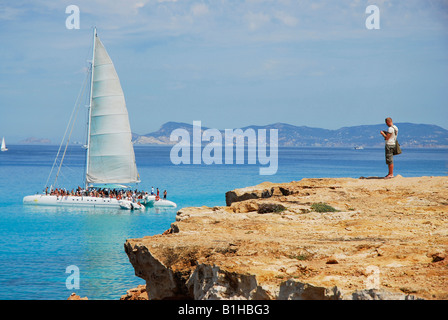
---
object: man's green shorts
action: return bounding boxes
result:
[385,144,395,164]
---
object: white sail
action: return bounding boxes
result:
[1,137,7,151]
[86,33,139,185]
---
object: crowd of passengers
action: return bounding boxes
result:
[45,186,148,200]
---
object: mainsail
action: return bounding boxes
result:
[1,137,7,151]
[86,30,139,185]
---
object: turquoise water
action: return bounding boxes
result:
[0,145,446,300]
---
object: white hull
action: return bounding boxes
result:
[23,194,143,210]
[153,199,177,208]
[142,195,177,208]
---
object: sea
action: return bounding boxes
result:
[0,144,446,300]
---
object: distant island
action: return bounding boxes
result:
[18,137,52,145]
[17,122,448,147]
[132,122,448,148]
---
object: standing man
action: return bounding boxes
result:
[380,117,398,179]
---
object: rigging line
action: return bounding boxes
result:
[45,70,90,189]
[53,75,89,188]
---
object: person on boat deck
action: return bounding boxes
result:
[157,188,159,197]
[45,187,152,200]
[151,187,154,195]
[163,190,167,200]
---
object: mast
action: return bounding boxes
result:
[85,27,97,189]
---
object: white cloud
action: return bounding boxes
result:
[31,0,152,16]
[274,11,298,27]
[244,11,270,31]
[191,3,209,16]
[262,59,281,71]
[0,5,24,21]
[310,2,324,10]
[134,2,146,10]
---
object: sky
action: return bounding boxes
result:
[0,0,447,143]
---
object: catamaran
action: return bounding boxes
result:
[1,137,7,152]
[23,28,176,210]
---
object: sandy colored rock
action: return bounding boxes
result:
[67,293,88,300]
[120,284,148,300]
[125,176,448,300]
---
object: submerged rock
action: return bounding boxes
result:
[67,293,88,300]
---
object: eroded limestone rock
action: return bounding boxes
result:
[125,176,448,300]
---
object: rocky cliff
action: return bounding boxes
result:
[124,176,448,300]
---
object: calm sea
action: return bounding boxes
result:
[0,145,446,300]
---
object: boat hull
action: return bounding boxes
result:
[153,199,177,208]
[141,195,177,208]
[23,194,143,210]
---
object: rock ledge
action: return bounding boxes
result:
[124,176,448,300]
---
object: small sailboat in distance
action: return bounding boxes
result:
[23,28,176,210]
[1,137,8,152]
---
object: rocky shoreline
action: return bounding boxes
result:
[75,176,447,300]
[122,176,448,300]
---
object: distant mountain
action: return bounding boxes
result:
[133,122,203,145]
[19,137,52,145]
[133,122,448,148]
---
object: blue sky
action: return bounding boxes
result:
[1,0,447,143]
